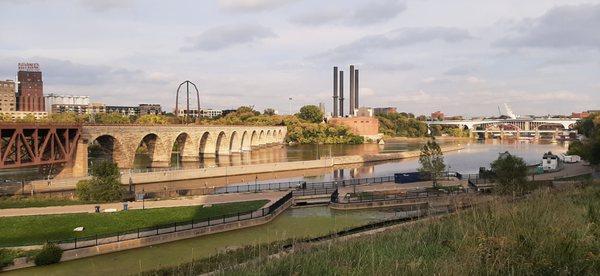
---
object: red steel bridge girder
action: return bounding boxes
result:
[0,124,81,169]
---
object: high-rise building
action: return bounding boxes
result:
[0,80,16,112]
[17,63,45,112]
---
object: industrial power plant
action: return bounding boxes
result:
[332,65,359,117]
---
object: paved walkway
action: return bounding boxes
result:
[338,179,467,197]
[528,162,593,181]
[0,191,287,218]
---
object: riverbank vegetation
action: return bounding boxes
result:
[376,113,428,137]
[204,106,363,144]
[76,161,124,202]
[0,200,268,247]
[217,185,600,275]
[569,113,600,166]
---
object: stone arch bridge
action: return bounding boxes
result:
[70,125,286,176]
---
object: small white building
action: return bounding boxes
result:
[542,152,561,171]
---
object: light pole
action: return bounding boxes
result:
[288,97,293,115]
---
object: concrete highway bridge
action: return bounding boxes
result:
[426,118,579,139]
[1,124,287,177]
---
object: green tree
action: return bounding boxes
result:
[263,108,276,116]
[568,113,600,166]
[16,113,36,123]
[418,140,446,187]
[490,152,529,195]
[0,113,13,122]
[297,105,324,123]
[136,114,169,124]
[94,113,131,124]
[76,161,124,202]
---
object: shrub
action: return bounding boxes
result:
[0,249,15,269]
[33,243,63,266]
[75,161,124,202]
[75,180,91,201]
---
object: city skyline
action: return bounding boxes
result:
[0,0,599,116]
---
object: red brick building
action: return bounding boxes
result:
[329,116,380,136]
[17,63,45,112]
[431,111,444,121]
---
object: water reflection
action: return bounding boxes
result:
[131,140,568,194]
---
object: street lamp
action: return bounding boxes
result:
[288,97,293,115]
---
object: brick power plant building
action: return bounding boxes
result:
[328,65,381,141]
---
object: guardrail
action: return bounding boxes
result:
[49,191,293,250]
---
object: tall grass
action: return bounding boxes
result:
[222,185,600,275]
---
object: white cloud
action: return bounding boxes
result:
[495,4,600,50]
[290,0,406,26]
[182,24,277,51]
[218,0,298,12]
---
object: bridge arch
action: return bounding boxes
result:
[250,130,259,147]
[229,131,242,153]
[88,134,128,168]
[258,130,265,145]
[241,131,251,151]
[134,133,172,167]
[173,132,198,162]
[215,131,230,155]
[266,130,272,144]
[199,132,215,157]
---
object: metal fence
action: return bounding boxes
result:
[170,175,397,198]
[49,191,293,250]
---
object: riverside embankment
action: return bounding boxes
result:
[28,145,464,193]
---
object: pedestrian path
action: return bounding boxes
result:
[0,191,287,218]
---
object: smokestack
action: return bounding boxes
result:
[339,70,344,116]
[349,65,355,116]
[354,69,359,110]
[333,67,338,118]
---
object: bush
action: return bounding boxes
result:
[75,161,124,202]
[0,249,15,269]
[33,243,62,266]
[75,180,92,201]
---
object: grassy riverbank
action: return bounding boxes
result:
[0,200,267,247]
[222,185,599,275]
[0,197,92,209]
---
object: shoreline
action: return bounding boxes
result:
[25,145,464,193]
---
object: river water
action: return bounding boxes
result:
[131,139,569,194]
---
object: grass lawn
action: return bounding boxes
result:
[0,197,93,209]
[0,200,268,247]
[216,185,600,275]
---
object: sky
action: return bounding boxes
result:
[0,0,599,117]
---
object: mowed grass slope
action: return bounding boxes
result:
[0,197,92,209]
[0,200,267,247]
[226,186,600,275]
